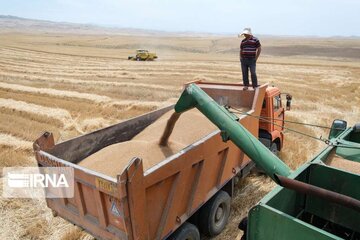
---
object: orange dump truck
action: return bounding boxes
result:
[33,81,291,240]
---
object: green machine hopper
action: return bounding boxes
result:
[175,83,360,240]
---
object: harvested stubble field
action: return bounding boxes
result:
[0,31,360,240]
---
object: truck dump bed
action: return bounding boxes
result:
[34,82,267,240]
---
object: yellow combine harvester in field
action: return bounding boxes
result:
[128,49,158,61]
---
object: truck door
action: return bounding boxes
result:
[272,95,284,132]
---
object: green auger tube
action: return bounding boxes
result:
[174,83,291,181]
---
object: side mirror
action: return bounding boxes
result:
[286,94,292,111]
[329,119,347,139]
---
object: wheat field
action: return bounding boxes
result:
[0,32,359,240]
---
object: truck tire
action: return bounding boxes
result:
[169,222,200,240]
[136,57,140,61]
[199,190,231,237]
[270,142,279,156]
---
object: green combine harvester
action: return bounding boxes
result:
[175,83,360,240]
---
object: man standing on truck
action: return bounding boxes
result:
[239,28,262,90]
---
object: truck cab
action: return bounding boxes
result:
[259,87,291,155]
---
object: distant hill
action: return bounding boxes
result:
[1,15,359,39]
[0,15,221,37]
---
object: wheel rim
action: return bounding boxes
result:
[270,144,278,155]
[271,148,277,154]
[214,203,225,226]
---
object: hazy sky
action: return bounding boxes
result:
[1,0,359,36]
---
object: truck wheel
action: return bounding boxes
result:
[199,190,231,237]
[169,222,200,240]
[136,57,140,61]
[270,142,279,156]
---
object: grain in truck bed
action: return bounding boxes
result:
[78,109,216,176]
[78,108,248,177]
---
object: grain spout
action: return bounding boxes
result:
[159,112,181,146]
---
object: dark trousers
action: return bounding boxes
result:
[241,58,258,87]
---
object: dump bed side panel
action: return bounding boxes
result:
[34,135,132,240]
[125,131,251,240]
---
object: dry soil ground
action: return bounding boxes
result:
[0,32,359,240]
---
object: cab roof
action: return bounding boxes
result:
[265,86,281,97]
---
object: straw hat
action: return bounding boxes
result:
[238,28,252,37]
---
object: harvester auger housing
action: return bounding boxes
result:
[175,83,292,181]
